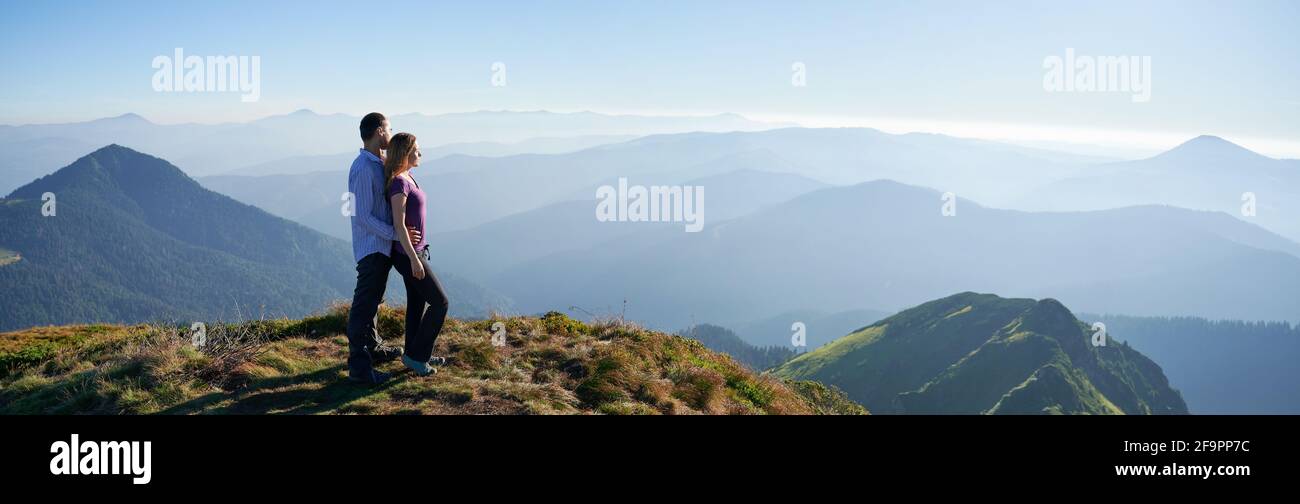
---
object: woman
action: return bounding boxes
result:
[385,132,450,376]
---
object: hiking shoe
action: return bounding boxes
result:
[348,368,392,385]
[371,344,404,363]
[402,354,437,376]
[428,356,448,367]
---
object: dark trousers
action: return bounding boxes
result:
[346,252,392,377]
[391,251,449,362]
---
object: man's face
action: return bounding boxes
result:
[376,120,392,149]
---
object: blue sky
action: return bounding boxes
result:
[1,0,1297,155]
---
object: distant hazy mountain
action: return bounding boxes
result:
[0,145,512,331]
[199,169,347,223]
[203,143,836,239]
[184,127,1113,240]
[959,139,1124,165]
[772,292,1188,415]
[0,112,275,178]
[218,153,356,178]
[0,110,783,181]
[162,129,1300,250]
[407,135,804,232]
[293,195,355,240]
[1081,313,1300,414]
[490,179,1300,329]
[620,128,1081,203]
[357,127,1083,233]
[390,110,785,144]
[420,135,640,162]
[426,169,829,279]
[218,135,639,178]
[1019,135,1300,242]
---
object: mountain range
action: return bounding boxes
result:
[1019,135,1300,242]
[218,135,641,178]
[198,127,1300,260]
[489,178,1300,329]
[0,141,1291,415]
[0,109,783,194]
[6,132,1296,336]
[197,126,1095,236]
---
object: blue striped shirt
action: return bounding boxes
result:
[348,149,395,262]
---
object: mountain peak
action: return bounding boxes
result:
[81,144,169,169]
[94,112,152,125]
[1189,134,1230,143]
[8,144,190,200]
[1018,298,1077,331]
[1180,135,1242,151]
[89,143,136,155]
[1154,135,1269,163]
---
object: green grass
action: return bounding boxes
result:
[774,324,888,378]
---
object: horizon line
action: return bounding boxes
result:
[4,108,1298,160]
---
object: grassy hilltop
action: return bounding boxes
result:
[773,292,1188,415]
[0,305,863,415]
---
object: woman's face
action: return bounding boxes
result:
[408,141,421,168]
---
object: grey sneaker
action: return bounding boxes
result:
[402,354,437,376]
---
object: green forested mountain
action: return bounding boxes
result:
[0,145,510,331]
[772,292,1188,415]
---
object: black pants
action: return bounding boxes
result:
[392,251,449,362]
[346,252,392,377]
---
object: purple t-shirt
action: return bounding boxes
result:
[387,175,427,256]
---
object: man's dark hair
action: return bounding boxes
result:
[360,112,387,141]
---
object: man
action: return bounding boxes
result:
[346,112,420,384]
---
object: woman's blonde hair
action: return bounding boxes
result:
[384,132,418,190]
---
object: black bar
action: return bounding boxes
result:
[4,415,1294,493]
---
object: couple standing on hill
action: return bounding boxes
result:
[344,112,450,384]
